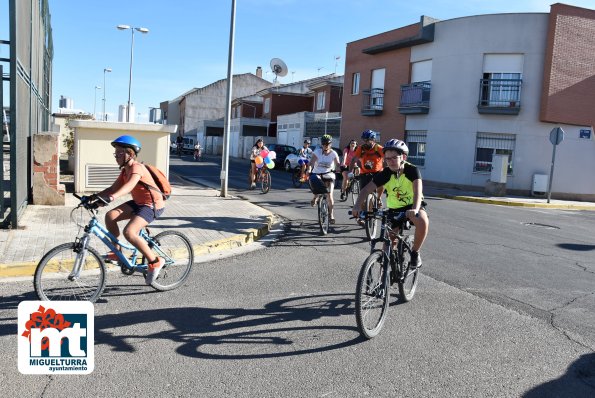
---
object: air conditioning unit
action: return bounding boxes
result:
[532,174,548,196]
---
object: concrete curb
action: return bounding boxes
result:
[438,194,595,210]
[0,214,277,280]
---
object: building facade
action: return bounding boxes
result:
[341,4,595,200]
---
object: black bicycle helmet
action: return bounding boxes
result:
[383,139,409,155]
[304,139,311,144]
[111,135,141,154]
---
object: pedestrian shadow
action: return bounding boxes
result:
[557,243,595,252]
[522,352,595,397]
[94,293,362,359]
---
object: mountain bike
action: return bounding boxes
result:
[338,171,360,206]
[33,194,194,303]
[353,209,419,339]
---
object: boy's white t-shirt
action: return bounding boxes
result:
[311,148,339,174]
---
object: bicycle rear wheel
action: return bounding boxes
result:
[398,235,419,301]
[149,231,194,291]
[355,250,390,339]
[260,168,271,193]
[34,243,107,302]
[291,168,303,188]
[365,192,380,240]
[318,195,329,235]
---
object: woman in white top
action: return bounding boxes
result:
[309,134,341,223]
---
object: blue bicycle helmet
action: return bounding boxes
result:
[361,129,377,140]
[111,135,142,154]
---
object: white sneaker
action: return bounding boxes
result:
[145,257,165,285]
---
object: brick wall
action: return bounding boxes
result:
[540,4,595,127]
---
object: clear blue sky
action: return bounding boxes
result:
[39,0,595,122]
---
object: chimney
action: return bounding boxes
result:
[256,66,262,78]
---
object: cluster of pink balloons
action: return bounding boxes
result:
[254,149,277,169]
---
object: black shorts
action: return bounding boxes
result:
[125,200,165,223]
[359,172,377,189]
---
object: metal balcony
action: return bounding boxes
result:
[399,81,431,114]
[361,88,384,116]
[477,79,522,115]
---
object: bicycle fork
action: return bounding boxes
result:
[69,233,91,280]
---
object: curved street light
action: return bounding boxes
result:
[103,68,112,121]
[93,85,101,119]
[117,24,149,122]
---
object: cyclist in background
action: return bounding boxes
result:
[352,139,429,269]
[350,130,385,209]
[193,142,202,161]
[175,134,183,156]
[249,138,268,189]
[92,135,166,284]
[310,134,341,224]
[340,139,358,200]
[297,139,313,182]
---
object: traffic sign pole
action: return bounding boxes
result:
[547,127,565,203]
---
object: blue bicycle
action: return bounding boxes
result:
[34,194,194,302]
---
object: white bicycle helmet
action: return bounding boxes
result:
[383,139,409,155]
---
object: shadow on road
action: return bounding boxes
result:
[94,293,364,359]
[557,243,595,252]
[523,352,595,397]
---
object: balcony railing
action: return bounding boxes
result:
[361,88,384,116]
[477,79,522,115]
[399,81,431,114]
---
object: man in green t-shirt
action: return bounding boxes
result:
[352,139,429,269]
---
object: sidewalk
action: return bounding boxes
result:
[0,173,275,279]
[424,183,595,211]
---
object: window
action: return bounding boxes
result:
[352,72,360,95]
[405,131,427,167]
[481,72,522,106]
[316,91,326,110]
[474,133,515,174]
[264,98,270,114]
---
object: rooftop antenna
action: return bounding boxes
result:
[270,58,288,85]
[317,66,324,76]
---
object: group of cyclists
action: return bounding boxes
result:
[248,129,429,269]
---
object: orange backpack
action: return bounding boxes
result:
[142,164,171,200]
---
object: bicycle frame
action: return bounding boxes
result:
[70,212,168,279]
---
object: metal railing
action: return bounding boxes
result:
[361,88,384,115]
[478,79,522,108]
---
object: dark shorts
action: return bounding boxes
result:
[360,172,377,189]
[125,200,165,223]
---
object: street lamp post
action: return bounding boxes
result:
[117,24,149,122]
[93,86,101,120]
[103,68,111,121]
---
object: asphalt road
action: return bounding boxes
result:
[1,153,594,397]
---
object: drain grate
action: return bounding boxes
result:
[522,222,560,230]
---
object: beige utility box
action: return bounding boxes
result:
[69,120,177,193]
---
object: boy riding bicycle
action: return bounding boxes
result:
[86,135,166,284]
[352,139,429,269]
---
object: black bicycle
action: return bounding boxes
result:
[353,209,419,339]
[338,171,360,206]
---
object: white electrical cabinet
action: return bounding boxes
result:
[532,174,548,196]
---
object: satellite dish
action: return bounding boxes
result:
[270,58,288,82]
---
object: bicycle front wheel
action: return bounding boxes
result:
[260,168,271,194]
[351,179,360,206]
[149,231,194,291]
[318,195,329,235]
[355,250,390,339]
[34,243,107,302]
[365,193,380,240]
[398,235,419,302]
